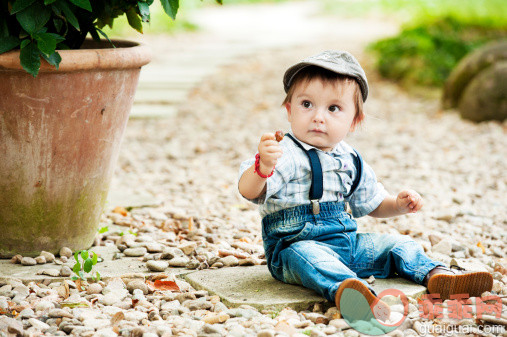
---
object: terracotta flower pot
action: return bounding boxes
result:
[0,40,151,257]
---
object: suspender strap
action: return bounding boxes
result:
[344,150,363,198]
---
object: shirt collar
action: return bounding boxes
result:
[288,131,357,156]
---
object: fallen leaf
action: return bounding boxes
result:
[113,206,128,217]
[477,241,486,254]
[57,282,70,299]
[60,302,90,308]
[111,311,125,326]
[149,273,173,281]
[146,279,180,292]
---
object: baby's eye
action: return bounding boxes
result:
[329,105,340,113]
[302,100,312,108]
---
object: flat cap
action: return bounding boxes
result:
[283,50,369,102]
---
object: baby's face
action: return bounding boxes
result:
[286,78,356,152]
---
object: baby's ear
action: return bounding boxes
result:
[285,103,292,119]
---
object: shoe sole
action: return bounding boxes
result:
[427,272,493,300]
[335,279,390,322]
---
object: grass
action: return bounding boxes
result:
[323,0,507,87]
[369,16,506,87]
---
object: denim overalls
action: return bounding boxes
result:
[261,135,444,302]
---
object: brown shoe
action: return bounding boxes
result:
[335,278,391,322]
[424,265,493,300]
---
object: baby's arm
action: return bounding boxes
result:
[369,190,423,218]
[238,133,283,200]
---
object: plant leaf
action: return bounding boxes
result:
[69,0,91,11]
[19,41,40,77]
[91,251,98,265]
[73,262,81,273]
[16,2,51,34]
[95,271,101,281]
[44,0,57,4]
[0,36,20,54]
[98,226,109,233]
[74,251,80,262]
[138,2,150,22]
[83,258,93,273]
[34,32,57,55]
[10,0,36,14]
[126,7,143,33]
[159,0,178,20]
[95,27,115,48]
[54,0,80,30]
[81,250,89,260]
[41,51,62,69]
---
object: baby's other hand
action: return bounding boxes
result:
[396,190,423,214]
[258,133,283,174]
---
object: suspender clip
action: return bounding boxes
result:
[311,199,320,215]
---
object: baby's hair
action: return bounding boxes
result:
[282,66,364,129]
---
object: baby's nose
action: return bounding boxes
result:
[313,109,325,122]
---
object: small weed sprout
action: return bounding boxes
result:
[98,226,109,234]
[72,250,101,282]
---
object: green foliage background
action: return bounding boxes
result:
[323,0,507,87]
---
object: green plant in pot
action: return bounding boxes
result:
[0,0,221,258]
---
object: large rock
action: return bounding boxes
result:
[442,40,507,122]
[458,62,507,122]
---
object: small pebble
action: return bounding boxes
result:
[123,247,148,257]
[59,247,73,258]
[60,266,72,277]
[35,256,46,264]
[146,260,168,272]
[21,257,37,266]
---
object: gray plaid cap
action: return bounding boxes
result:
[283,50,369,102]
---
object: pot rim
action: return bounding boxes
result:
[0,38,152,72]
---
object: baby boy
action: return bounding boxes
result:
[238,50,493,321]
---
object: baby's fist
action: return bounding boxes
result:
[396,190,423,214]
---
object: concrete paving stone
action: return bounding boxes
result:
[0,245,189,285]
[129,104,178,119]
[182,265,428,312]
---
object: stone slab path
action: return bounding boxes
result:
[129,1,398,119]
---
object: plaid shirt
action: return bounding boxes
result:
[239,134,388,218]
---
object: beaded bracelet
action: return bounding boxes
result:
[254,153,274,178]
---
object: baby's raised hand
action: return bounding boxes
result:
[396,190,423,214]
[257,133,283,175]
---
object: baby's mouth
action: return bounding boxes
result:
[310,129,326,134]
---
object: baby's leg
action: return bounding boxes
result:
[279,240,391,322]
[352,233,444,283]
[277,240,359,302]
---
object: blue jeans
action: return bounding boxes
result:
[262,202,444,302]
